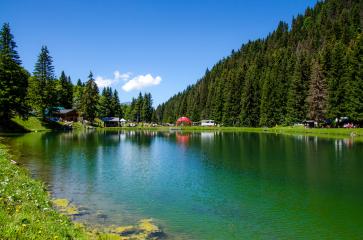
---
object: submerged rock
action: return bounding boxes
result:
[65,205,80,216]
[52,198,80,216]
[52,198,69,208]
[138,219,160,233]
[114,225,139,236]
[52,198,166,239]
[107,219,166,240]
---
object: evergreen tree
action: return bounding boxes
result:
[141,93,153,122]
[285,54,310,124]
[240,64,260,126]
[81,72,99,122]
[222,69,243,125]
[326,41,347,118]
[307,59,327,121]
[28,46,56,117]
[0,23,29,121]
[135,92,143,122]
[111,89,122,117]
[344,33,363,121]
[129,97,138,121]
[57,71,73,108]
[155,0,361,126]
[0,23,20,64]
[73,79,84,111]
[98,87,113,117]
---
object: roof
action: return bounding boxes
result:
[176,117,192,125]
[56,109,76,114]
[102,117,120,122]
[177,116,191,121]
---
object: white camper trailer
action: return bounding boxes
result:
[201,120,215,126]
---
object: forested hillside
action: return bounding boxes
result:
[155,0,362,126]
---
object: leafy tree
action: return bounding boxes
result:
[81,72,99,122]
[0,23,29,122]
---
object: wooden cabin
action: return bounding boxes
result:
[53,109,79,122]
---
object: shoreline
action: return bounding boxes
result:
[97,126,363,141]
[0,142,165,240]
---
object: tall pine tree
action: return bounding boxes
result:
[0,23,29,122]
[28,46,56,117]
[57,71,73,108]
[285,54,310,124]
[307,59,327,121]
[81,72,99,122]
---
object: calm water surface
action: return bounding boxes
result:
[2,131,363,239]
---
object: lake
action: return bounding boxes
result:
[2,130,363,239]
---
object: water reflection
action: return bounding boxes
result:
[2,131,363,239]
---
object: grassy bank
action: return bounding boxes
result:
[0,143,167,240]
[100,125,362,137]
[0,116,70,133]
[0,143,89,239]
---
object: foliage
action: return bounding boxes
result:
[28,46,56,117]
[0,23,29,122]
[81,72,99,122]
[125,92,154,122]
[98,87,122,118]
[307,59,328,121]
[73,79,84,111]
[0,144,88,239]
[56,71,73,109]
[156,0,362,126]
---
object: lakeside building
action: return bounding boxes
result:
[53,109,79,122]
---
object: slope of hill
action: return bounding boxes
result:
[155,0,362,127]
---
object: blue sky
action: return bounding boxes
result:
[1,0,317,106]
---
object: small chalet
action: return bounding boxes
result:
[53,109,79,122]
[102,117,121,127]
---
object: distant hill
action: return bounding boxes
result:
[155,0,362,127]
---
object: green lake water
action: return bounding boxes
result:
[2,131,363,239]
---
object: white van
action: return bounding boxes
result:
[201,120,215,126]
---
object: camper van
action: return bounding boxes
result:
[201,120,215,127]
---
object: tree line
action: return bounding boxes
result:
[155,0,362,127]
[0,23,155,124]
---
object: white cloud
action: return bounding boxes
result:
[95,70,132,88]
[95,76,114,88]
[95,70,162,91]
[122,74,162,92]
[114,71,132,81]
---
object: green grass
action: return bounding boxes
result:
[11,116,51,132]
[102,125,363,140]
[0,143,155,240]
[0,143,90,239]
[0,116,67,133]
